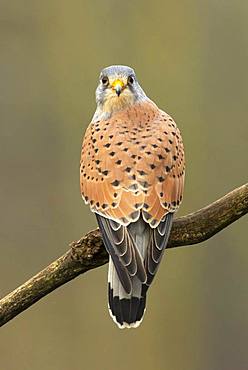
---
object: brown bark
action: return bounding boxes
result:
[0,183,247,328]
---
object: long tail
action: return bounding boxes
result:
[97,213,173,328]
[107,218,150,328]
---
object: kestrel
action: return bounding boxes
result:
[80,65,185,328]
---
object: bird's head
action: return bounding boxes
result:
[95,65,146,115]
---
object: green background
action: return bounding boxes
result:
[0,1,247,369]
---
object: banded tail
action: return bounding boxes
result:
[108,258,147,328]
[96,213,173,328]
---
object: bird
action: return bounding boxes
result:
[80,65,185,328]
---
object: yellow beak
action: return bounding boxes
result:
[111,79,125,96]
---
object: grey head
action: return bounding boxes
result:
[94,65,147,117]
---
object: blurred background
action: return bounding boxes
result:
[0,1,247,369]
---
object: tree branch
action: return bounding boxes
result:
[0,183,247,327]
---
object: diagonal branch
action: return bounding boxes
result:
[0,183,247,328]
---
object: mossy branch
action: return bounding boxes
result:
[0,183,247,327]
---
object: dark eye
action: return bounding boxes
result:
[128,75,134,85]
[101,76,109,86]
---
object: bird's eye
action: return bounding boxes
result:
[101,76,109,86]
[128,75,134,85]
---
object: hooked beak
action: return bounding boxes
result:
[111,79,125,97]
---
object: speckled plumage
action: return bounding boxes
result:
[81,100,184,226]
[80,65,185,328]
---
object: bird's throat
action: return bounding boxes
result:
[101,92,135,115]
